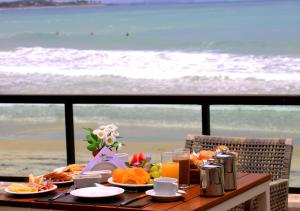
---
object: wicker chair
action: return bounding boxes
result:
[185,135,293,211]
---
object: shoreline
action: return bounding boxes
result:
[0,3,103,11]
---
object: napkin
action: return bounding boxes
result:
[81,147,126,174]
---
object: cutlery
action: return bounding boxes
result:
[119,193,148,206]
[49,185,75,201]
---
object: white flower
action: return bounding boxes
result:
[99,125,106,130]
[117,142,122,151]
[96,130,107,140]
[104,135,116,146]
[106,123,118,132]
[113,131,120,137]
[93,129,101,135]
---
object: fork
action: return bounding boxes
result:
[49,185,75,201]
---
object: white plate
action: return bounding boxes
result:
[145,189,186,201]
[4,185,57,195]
[53,166,66,172]
[70,186,124,198]
[52,180,73,185]
[107,177,153,188]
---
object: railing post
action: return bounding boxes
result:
[65,102,75,165]
[202,104,210,135]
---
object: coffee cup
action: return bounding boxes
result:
[154,177,178,196]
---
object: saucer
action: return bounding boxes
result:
[145,189,186,202]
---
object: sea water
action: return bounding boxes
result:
[0,0,300,184]
[0,1,300,94]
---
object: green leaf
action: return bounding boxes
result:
[112,142,119,147]
[87,144,97,152]
[125,162,131,168]
[91,133,98,139]
[87,135,96,144]
[83,127,94,133]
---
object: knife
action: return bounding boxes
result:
[49,185,75,201]
[119,193,148,206]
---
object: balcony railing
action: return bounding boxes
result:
[1,94,300,193]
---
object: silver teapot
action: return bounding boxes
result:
[199,158,224,197]
[213,148,237,191]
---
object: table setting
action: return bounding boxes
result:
[0,123,272,211]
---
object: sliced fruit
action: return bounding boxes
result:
[130,153,138,165]
[138,152,145,163]
[112,167,150,184]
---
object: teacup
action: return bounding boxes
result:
[154,177,178,196]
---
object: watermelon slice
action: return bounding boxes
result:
[130,153,138,165]
[138,152,145,163]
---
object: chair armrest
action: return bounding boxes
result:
[269,178,288,187]
[269,179,289,211]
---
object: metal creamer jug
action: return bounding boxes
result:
[199,158,224,196]
[213,148,237,191]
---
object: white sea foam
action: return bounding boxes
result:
[0,47,300,81]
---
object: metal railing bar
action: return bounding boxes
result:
[289,187,300,194]
[1,94,300,105]
[202,104,210,135]
[65,103,75,165]
[0,176,28,182]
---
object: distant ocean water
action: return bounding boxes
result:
[0,1,300,94]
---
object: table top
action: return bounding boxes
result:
[0,172,271,211]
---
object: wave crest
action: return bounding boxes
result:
[0,47,300,81]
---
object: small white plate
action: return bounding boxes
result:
[107,177,153,188]
[4,185,57,195]
[145,189,186,201]
[70,186,124,198]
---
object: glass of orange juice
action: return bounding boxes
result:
[161,152,179,180]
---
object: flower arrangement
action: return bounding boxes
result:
[83,123,124,156]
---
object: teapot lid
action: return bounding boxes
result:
[200,158,223,169]
[214,148,236,159]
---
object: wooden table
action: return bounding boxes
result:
[0,173,271,211]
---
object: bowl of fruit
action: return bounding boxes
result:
[108,152,162,188]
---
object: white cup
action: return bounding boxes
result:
[154,177,178,196]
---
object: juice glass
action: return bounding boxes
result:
[174,148,190,189]
[161,152,179,180]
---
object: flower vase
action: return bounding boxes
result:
[92,149,100,157]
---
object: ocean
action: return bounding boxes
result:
[0,0,300,185]
[0,1,300,94]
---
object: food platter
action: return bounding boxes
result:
[43,170,74,184]
[107,177,153,188]
[4,185,57,195]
